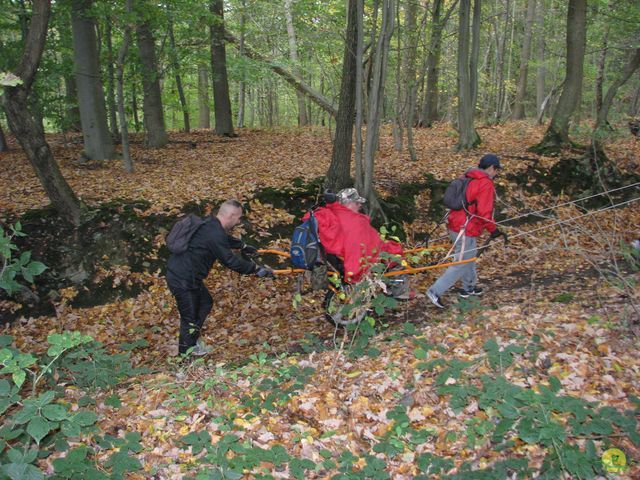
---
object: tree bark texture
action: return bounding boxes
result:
[512,0,536,119]
[284,0,308,126]
[236,0,246,128]
[420,0,443,127]
[535,0,546,121]
[105,20,119,138]
[136,9,168,147]
[198,63,211,129]
[3,0,82,225]
[117,0,133,173]
[63,75,81,131]
[595,25,610,116]
[456,0,480,150]
[533,0,586,152]
[210,0,235,136]
[402,0,418,160]
[168,14,190,132]
[325,0,358,192]
[70,0,115,160]
[362,0,393,204]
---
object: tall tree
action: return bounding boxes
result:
[325,0,358,192]
[284,0,308,126]
[591,48,640,155]
[198,63,211,129]
[210,0,235,136]
[3,0,82,225]
[513,0,537,119]
[236,0,246,128]
[116,0,133,173]
[535,0,546,121]
[531,0,587,153]
[105,20,119,138]
[167,9,190,133]
[360,0,394,218]
[70,0,114,160]
[135,3,168,147]
[456,0,481,149]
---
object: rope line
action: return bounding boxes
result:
[428,182,640,245]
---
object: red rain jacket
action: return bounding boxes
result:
[447,168,497,237]
[303,202,403,282]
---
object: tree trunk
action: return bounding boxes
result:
[3,0,82,225]
[105,20,119,139]
[226,32,337,118]
[70,0,114,160]
[354,0,364,192]
[210,0,235,136]
[362,0,393,218]
[63,75,81,131]
[531,0,586,153]
[284,0,308,126]
[131,76,140,132]
[595,25,610,116]
[325,0,359,192]
[592,48,640,147]
[392,1,403,152]
[535,0,546,122]
[117,0,133,173]
[402,0,418,160]
[512,0,536,119]
[136,7,168,147]
[420,0,443,127]
[493,0,507,123]
[237,0,246,128]
[198,64,211,129]
[456,0,481,150]
[167,13,190,133]
[0,121,9,152]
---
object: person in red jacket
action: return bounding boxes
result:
[308,188,403,283]
[426,154,503,308]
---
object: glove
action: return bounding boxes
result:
[241,243,258,256]
[489,228,503,239]
[255,265,274,278]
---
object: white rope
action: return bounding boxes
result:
[503,196,640,241]
[495,181,640,226]
[427,182,640,245]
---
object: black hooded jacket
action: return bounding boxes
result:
[166,217,256,288]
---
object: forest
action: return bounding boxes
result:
[0,0,639,478]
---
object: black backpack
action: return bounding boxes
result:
[166,214,208,254]
[290,210,323,270]
[443,176,475,211]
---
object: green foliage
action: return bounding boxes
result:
[0,333,143,479]
[0,223,47,295]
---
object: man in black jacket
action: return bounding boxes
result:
[167,200,273,356]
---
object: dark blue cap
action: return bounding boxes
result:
[478,153,501,169]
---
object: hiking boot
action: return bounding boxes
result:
[426,290,446,309]
[458,287,484,298]
[191,339,213,356]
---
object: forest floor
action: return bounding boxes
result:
[0,122,639,479]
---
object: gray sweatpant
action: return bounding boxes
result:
[428,230,477,297]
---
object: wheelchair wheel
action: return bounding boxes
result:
[322,286,368,327]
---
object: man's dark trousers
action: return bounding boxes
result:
[167,277,213,355]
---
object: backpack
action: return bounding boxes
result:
[443,176,475,211]
[166,214,208,254]
[290,211,323,270]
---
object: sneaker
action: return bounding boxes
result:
[458,287,484,298]
[426,290,446,309]
[190,339,213,356]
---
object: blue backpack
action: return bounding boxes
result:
[290,211,323,269]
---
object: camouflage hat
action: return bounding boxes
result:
[337,188,366,204]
